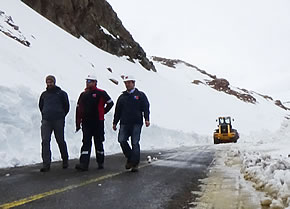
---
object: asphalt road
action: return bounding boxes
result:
[0,146,214,209]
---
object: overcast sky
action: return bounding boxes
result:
[107,0,290,101]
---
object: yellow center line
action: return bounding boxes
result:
[0,164,148,209]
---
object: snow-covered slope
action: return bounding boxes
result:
[0,0,288,168]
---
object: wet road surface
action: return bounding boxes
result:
[0,146,214,209]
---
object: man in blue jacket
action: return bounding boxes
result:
[39,75,70,172]
[113,75,150,172]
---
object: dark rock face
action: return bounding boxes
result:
[21,0,156,71]
[0,10,30,47]
[275,100,290,111]
[207,78,257,104]
[153,56,277,106]
[152,56,216,79]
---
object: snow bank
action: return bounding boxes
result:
[0,85,204,168]
[242,151,290,208]
[221,120,290,209]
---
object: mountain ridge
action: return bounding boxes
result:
[152,56,290,111]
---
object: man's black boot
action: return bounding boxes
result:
[125,161,133,169]
[75,164,88,171]
[98,163,104,169]
[62,160,69,169]
[40,165,50,172]
[131,164,139,172]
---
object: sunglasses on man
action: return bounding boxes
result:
[86,79,96,83]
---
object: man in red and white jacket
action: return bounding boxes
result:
[75,75,114,171]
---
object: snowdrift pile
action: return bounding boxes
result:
[223,120,290,209]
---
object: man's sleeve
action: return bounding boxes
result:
[39,92,44,112]
[62,91,70,116]
[103,91,113,103]
[141,92,150,121]
[113,96,121,125]
[76,93,84,128]
[102,91,113,114]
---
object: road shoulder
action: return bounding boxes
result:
[192,145,261,209]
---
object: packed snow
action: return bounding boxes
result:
[1,0,290,208]
[219,123,290,209]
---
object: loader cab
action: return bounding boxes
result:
[214,116,239,144]
[217,117,232,133]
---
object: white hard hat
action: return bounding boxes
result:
[85,74,97,81]
[123,75,135,82]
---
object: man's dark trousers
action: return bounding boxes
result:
[41,119,68,167]
[118,124,142,166]
[79,121,105,168]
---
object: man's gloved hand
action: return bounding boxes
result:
[145,121,150,127]
[112,124,117,131]
[75,125,81,133]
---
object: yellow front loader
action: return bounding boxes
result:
[213,117,239,144]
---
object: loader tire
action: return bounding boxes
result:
[232,129,239,141]
[214,138,219,144]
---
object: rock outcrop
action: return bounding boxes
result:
[152,56,216,79]
[0,10,30,47]
[21,0,156,71]
[152,56,290,110]
[207,78,256,103]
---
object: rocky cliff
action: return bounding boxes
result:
[152,56,290,110]
[21,0,156,71]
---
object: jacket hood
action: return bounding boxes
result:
[46,85,61,92]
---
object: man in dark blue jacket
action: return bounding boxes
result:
[39,75,70,172]
[113,75,150,172]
